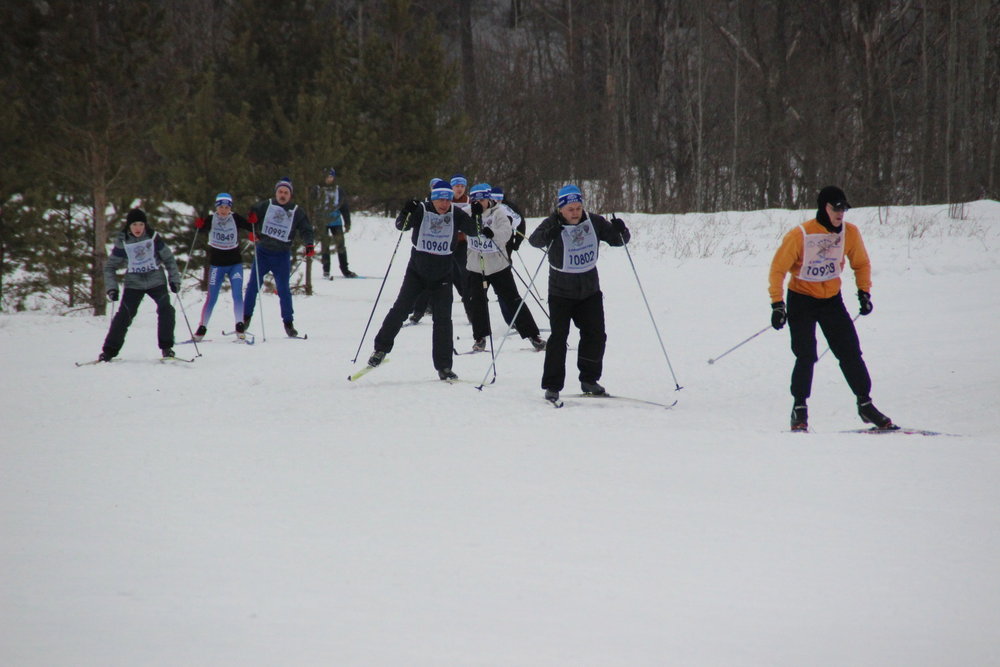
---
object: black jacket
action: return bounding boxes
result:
[395,201,477,278]
[528,210,629,300]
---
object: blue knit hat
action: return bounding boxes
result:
[450,173,468,187]
[557,184,583,208]
[430,178,454,201]
[215,193,233,207]
[489,186,504,202]
[468,183,492,201]
[275,177,293,194]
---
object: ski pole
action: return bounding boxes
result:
[173,287,201,357]
[509,260,550,321]
[476,245,548,390]
[817,313,861,360]
[706,325,771,365]
[351,212,410,364]
[617,214,683,391]
[250,231,266,343]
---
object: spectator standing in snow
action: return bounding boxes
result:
[98,208,182,361]
[768,185,894,431]
[463,182,546,353]
[192,193,254,341]
[366,179,478,380]
[528,185,630,403]
[312,168,357,279]
[243,177,315,338]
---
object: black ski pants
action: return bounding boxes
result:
[466,266,540,341]
[321,225,352,276]
[102,284,175,357]
[374,264,454,371]
[542,291,606,392]
[787,289,871,402]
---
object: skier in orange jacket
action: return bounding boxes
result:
[768,185,894,432]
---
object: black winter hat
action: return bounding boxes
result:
[817,186,850,209]
[126,208,147,224]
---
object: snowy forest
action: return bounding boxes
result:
[2,0,999,313]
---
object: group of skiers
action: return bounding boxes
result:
[97,175,894,430]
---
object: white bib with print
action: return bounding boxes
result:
[261,202,297,242]
[797,225,844,282]
[208,214,239,250]
[124,235,158,274]
[555,218,599,273]
[414,208,455,255]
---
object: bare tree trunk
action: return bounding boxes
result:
[92,181,109,317]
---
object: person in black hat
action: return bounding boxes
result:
[768,185,895,431]
[98,208,182,360]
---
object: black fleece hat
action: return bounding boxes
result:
[126,208,147,224]
[817,186,850,209]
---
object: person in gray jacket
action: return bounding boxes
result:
[464,182,546,353]
[99,208,182,361]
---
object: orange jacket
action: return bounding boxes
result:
[768,219,872,302]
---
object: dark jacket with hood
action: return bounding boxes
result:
[104,221,182,292]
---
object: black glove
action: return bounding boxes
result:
[480,226,494,239]
[169,282,180,294]
[107,288,119,302]
[857,290,873,316]
[611,217,628,243]
[402,199,421,216]
[771,301,787,330]
[470,200,484,216]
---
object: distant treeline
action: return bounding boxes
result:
[2,0,998,312]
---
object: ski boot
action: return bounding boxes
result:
[342,270,358,278]
[193,325,207,342]
[472,338,487,352]
[162,348,176,359]
[790,404,808,432]
[235,321,247,340]
[438,368,458,381]
[857,397,894,429]
[530,335,547,351]
[284,321,298,337]
[581,381,606,396]
[368,350,386,367]
[545,389,560,402]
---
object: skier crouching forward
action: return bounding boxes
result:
[366,178,478,380]
[528,184,630,403]
[99,208,182,361]
[768,185,894,432]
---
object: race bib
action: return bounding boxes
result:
[797,225,844,282]
[208,214,239,250]
[555,218,599,273]
[124,236,158,274]
[414,208,454,255]
[261,202,297,242]
[468,232,499,254]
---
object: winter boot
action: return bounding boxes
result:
[530,335,547,351]
[581,381,606,395]
[438,368,458,381]
[472,338,487,352]
[284,321,298,337]
[193,325,207,342]
[235,321,246,340]
[161,348,176,359]
[545,389,560,402]
[790,404,809,431]
[368,350,386,367]
[857,397,894,429]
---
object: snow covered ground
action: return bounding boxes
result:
[2,201,999,666]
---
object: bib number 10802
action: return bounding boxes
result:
[568,250,595,266]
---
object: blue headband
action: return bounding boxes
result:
[450,175,468,187]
